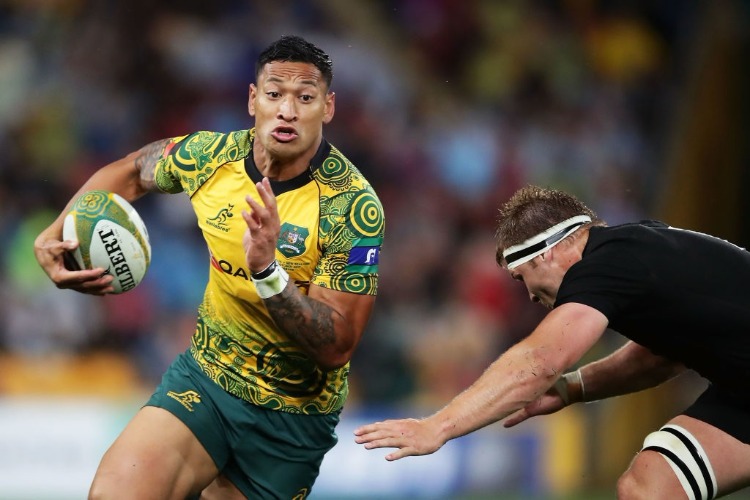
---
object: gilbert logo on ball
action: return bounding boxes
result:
[63,190,151,294]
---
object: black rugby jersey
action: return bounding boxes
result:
[555,220,750,393]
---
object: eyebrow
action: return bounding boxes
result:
[265,76,319,87]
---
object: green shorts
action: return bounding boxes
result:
[146,350,340,499]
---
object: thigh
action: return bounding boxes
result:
[670,415,750,495]
[90,406,220,500]
[625,415,750,499]
[225,406,341,499]
[200,474,246,500]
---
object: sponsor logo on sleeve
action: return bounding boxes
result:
[347,237,381,273]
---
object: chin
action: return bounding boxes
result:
[268,143,301,160]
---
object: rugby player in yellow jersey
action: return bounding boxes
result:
[33,35,384,499]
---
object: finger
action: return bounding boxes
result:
[244,195,264,217]
[77,274,114,295]
[58,268,111,286]
[58,270,115,295]
[385,448,415,461]
[245,193,264,212]
[361,435,412,451]
[241,209,261,231]
[354,421,405,438]
[256,177,277,211]
[353,423,385,436]
[503,408,529,428]
[242,195,265,232]
[39,240,74,265]
[59,239,80,251]
[246,194,276,235]
[354,430,392,444]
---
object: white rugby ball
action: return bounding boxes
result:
[62,190,151,294]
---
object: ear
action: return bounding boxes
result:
[322,91,335,124]
[542,245,570,270]
[540,247,553,262]
[248,83,257,117]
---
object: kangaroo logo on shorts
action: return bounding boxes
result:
[167,390,202,412]
[292,488,309,499]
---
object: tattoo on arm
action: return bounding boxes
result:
[134,139,171,190]
[265,284,337,352]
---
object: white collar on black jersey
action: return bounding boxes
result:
[502,215,592,270]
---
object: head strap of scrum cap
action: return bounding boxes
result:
[502,215,592,270]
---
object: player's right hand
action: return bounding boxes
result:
[353,417,444,461]
[33,236,114,295]
[503,386,567,428]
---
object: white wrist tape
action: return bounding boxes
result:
[555,368,585,405]
[251,261,289,299]
[578,368,586,401]
[554,375,571,405]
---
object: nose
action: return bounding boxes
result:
[278,96,297,121]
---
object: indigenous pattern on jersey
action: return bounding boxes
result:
[153,128,384,415]
[555,221,750,394]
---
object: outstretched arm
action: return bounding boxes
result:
[354,302,609,460]
[33,139,170,295]
[504,340,685,428]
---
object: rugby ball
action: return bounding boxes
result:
[62,190,151,294]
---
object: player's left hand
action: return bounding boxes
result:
[353,418,444,461]
[242,177,281,273]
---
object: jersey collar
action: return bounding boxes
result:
[244,135,331,195]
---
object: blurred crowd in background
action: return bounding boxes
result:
[0,0,745,495]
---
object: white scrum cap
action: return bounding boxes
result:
[501,215,591,270]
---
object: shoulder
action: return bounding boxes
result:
[314,145,384,238]
[167,129,252,166]
[315,145,383,213]
[586,221,669,252]
[155,129,252,195]
[313,145,376,193]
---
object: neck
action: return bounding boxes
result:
[565,229,591,265]
[252,139,321,181]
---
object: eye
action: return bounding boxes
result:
[300,94,314,102]
[266,91,280,98]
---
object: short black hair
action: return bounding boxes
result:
[256,35,333,88]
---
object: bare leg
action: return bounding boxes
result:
[617,415,750,499]
[89,406,219,500]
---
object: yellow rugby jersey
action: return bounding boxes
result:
[153,128,384,415]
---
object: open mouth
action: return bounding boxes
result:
[271,127,298,142]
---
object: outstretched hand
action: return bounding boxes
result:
[33,236,114,295]
[503,384,567,428]
[353,418,444,461]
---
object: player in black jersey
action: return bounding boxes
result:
[356,185,750,499]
